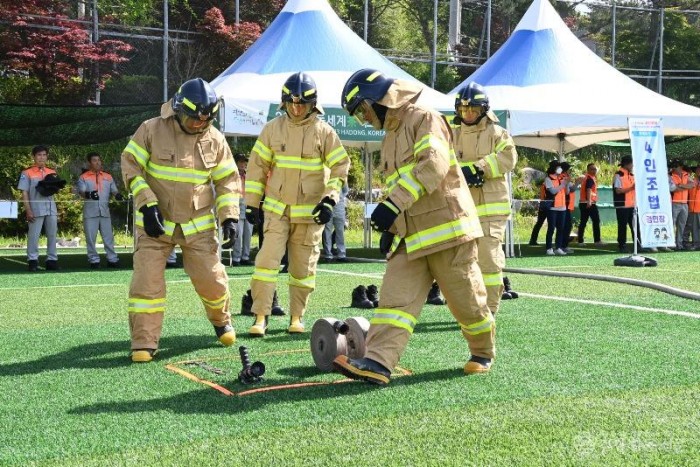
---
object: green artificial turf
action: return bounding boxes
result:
[0,249,699,466]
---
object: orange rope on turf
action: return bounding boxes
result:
[165,363,235,396]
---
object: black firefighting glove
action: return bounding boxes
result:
[115,193,125,202]
[139,204,165,238]
[245,206,260,225]
[370,198,400,232]
[379,231,395,255]
[85,190,99,200]
[312,197,336,225]
[462,165,485,187]
[221,218,238,249]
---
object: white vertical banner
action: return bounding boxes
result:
[628,118,674,248]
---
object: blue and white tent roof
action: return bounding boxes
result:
[450,0,700,152]
[212,0,452,140]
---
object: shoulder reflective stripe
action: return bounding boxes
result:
[405,217,481,254]
[370,309,417,333]
[289,273,316,289]
[326,177,342,191]
[482,271,503,287]
[484,153,501,177]
[275,155,323,171]
[216,192,239,212]
[146,161,210,185]
[200,292,228,310]
[476,202,512,217]
[290,204,315,218]
[245,180,265,195]
[460,315,494,336]
[128,297,166,313]
[326,146,348,168]
[253,140,273,162]
[252,267,279,283]
[263,197,286,215]
[211,159,236,181]
[413,134,449,158]
[125,140,150,168]
[129,176,150,196]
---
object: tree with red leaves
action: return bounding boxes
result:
[0,0,132,104]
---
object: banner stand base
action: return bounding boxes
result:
[613,255,658,267]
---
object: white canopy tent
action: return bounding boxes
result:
[211,0,453,148]
[450,0,700,154]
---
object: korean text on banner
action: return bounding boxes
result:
[627,118,674,248]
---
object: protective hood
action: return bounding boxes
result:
[160,100,176,119]
[377,79,423,109]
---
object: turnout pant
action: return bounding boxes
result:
[577,203,601,243]
[365,240,495,371]
[27,214,57,261]
[128,225,231,350]
[83,216,118,264]
[476,220,506,315]
[250,215,324,318]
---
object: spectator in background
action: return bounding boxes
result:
[577,163,603,246]
[18,145,64,272]
[231,153,254,266]
[528,181,549,246]
[669,159,693,251]
[560,162,580,254]
[685,165,700,250]
[78,152,123,269]
[166,249,178,268]
[321,182,349,262]
[544,160,568,256]
[613,155,638,253]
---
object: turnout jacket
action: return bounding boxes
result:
[244,111,349,223]
[379,80,483,260]
[121,102,241,235]
[453,112,517,221]
[78,170,118,218]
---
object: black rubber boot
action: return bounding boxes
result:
[240,289,253,316]
[366,284,379,308]
[426,282,446,305]
[271,290,286,316]
[351,285,374,309]
[333,355,391,385]
[503,276,519,299]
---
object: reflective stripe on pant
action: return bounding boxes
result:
[84,216,118,263]
[128,225,231,350]
[27,215,58,261]
[365,240,495,371]
[477,220,506,315]
[251,216,323,317]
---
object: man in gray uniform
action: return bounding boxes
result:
[78,152,123,268]
[18,145,62,272]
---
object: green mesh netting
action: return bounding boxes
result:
[0,103,162,146]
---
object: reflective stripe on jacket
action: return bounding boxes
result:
[244,112,349,224]
[377,80,483,260]
[453,112,517,220]
[121,101,241,226]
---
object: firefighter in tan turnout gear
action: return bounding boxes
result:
[121,78,241,363]
[333,69,496,385]
[453,82,519,313]
[244,72,349,336]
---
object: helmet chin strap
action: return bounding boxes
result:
[371,102,388,128]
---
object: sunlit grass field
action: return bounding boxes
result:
[1,242,699,466]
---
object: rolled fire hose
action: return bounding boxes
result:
[310,318,348,372]
[344,317,370,359]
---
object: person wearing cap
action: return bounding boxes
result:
[230,153,254,266]
[120,77,241,363]
[17,145,63,272]
[613,155,638,252]
[669,159,694,250]
[543,160,568,255]
[333,69,495,385]
[244,72,350,337]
